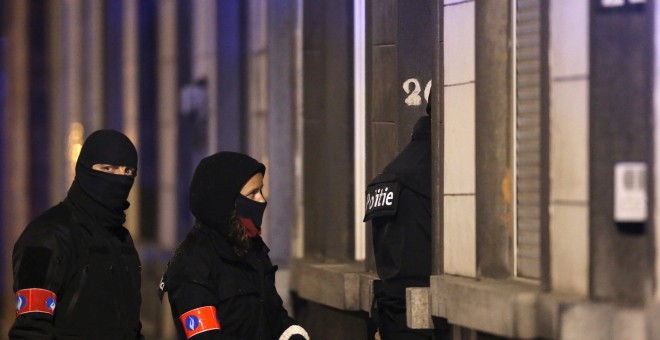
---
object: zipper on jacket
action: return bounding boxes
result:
[65,264,88,315]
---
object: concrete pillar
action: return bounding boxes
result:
[48,1,65,204]
[82,0,104,133]
[246,0,269,160]
[396,1,432,143]
[192,0,218,153]
[548,0,590,296]
[246,0,268,150]
[50,0,84,199]
[246,0,272,243]
[366,0,397,271]
[475,0,514,279]
[267,0,298,265]
[2,0,29,331]
[590,0,654,304]
[217,0,245,152]
[157,0,179,250]
[443,0,476,278]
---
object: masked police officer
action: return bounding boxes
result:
[160,152,308,340]
[364,104,436,339]
[9,129,144,339]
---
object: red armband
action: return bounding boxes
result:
[15,288,57,316]
[179,306,221,338]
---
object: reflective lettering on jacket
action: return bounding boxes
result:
[364,174,401,221]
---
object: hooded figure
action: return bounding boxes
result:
[160,151,309,340]
[9,129,144,339]
[363,112,439,340]
[71,129,138,225]
[189,151,267,241]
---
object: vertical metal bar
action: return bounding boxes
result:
[123,0,140,239]
[293,0,305,258]
[49,0,65,205]
[653,0,660,300]
[512,0,518,278]
[538,0,551,291]
[354,0,367,261]
[209,0,219,153]
[431,0,444,276]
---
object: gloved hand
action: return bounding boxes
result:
[279,325,310,340]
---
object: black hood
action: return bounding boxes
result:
[67,129,138,228]
[189,152,265,231]
[382,116,431,197]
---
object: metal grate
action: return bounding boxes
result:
[516,0,542,279]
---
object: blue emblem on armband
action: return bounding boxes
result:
[46,297,56,311]
[186,315,199,331]
[16,295,26,311]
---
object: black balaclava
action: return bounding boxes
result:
[236,194,267,237]
[67,129,138,228]
[189,152,266,233]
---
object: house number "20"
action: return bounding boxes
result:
[403,78,432,107]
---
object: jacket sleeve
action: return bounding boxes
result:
[9,223,71,339]
[123,232,145,340]
[279,306,297,331]
[276,303,309,340]
[166,258,241,340]
[275,286,296,331]
[135,319,145,340]
[168,281,229,340]
[265,265,309,340]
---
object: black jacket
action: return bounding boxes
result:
[162,223,296,339]
[9,199,144,339]
[364,116,432,305]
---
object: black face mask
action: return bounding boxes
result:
[235,194,267,235]
[67,129,138,227]
[76,165,134,213]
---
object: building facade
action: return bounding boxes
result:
[2,0,660,339]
